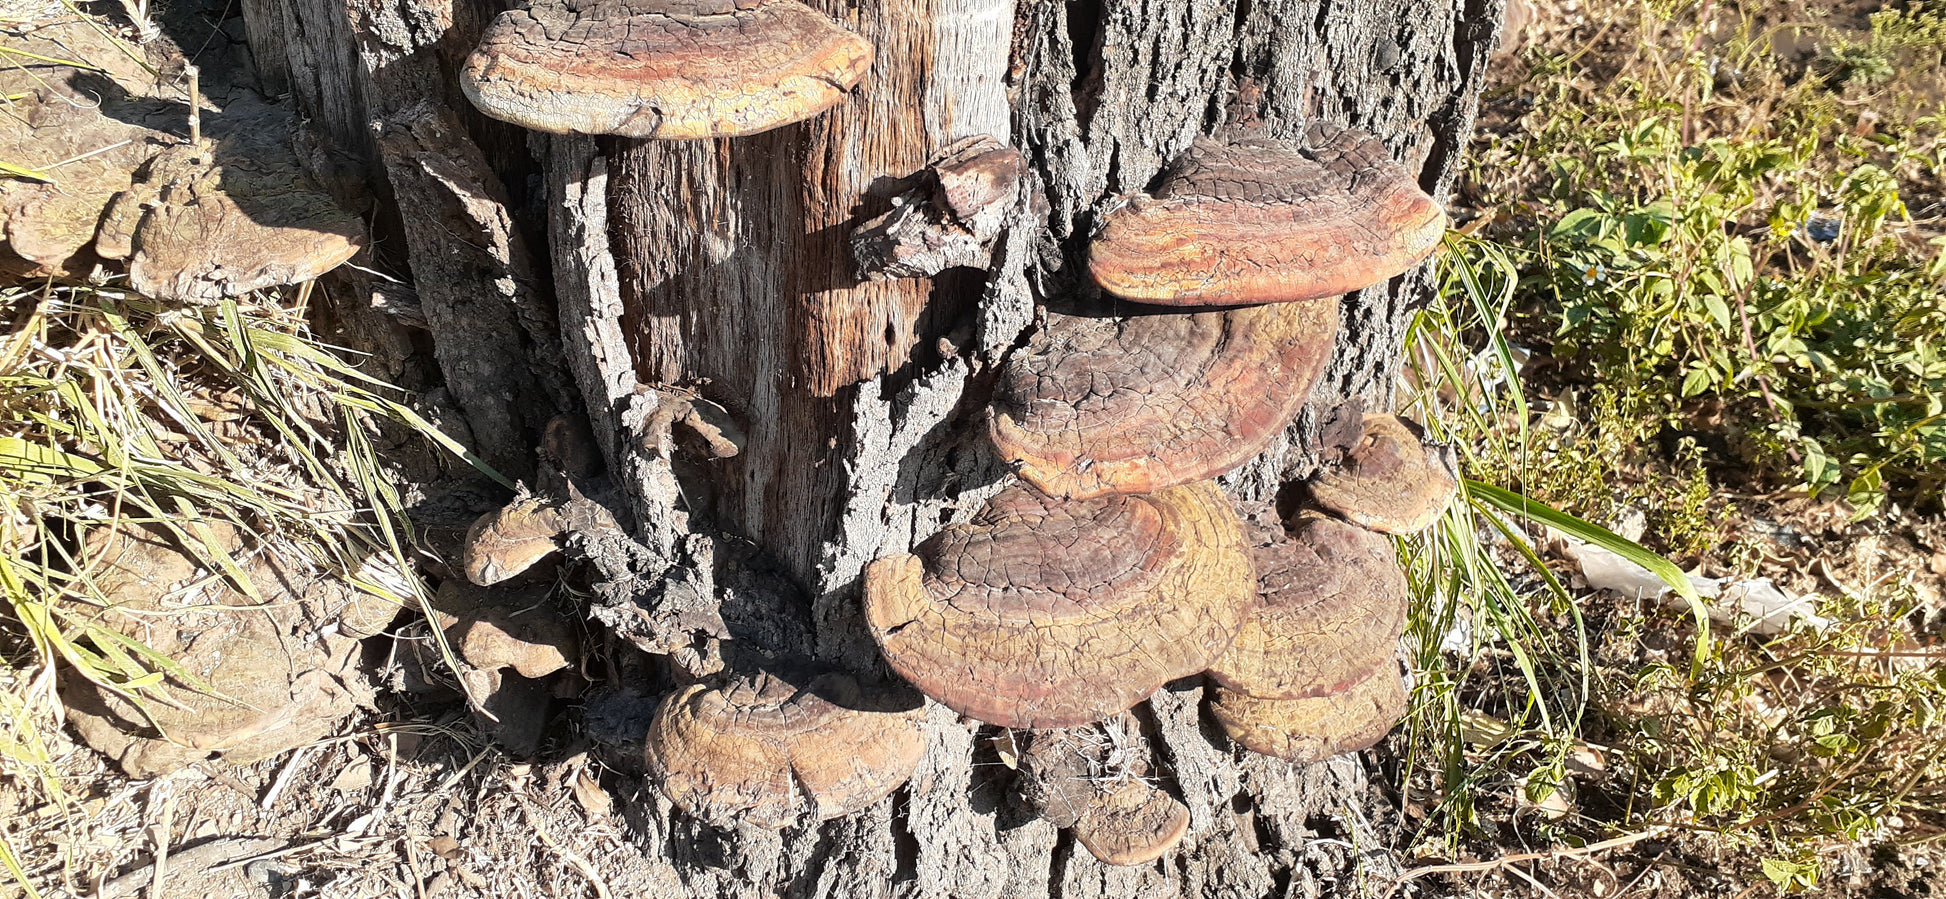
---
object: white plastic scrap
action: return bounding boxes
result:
[1552,531,1830,636]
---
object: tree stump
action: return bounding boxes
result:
[242,0,1506,894]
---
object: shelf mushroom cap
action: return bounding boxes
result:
[644,664,926,829]
[989,298,1339,500]
[1073,779,1192,866]
[1206,516,1409,700]
[1088,123,1447,305]
[460,0,874,139]
[1209,663,1407,763]
[1306,413,1459,535]
[863,481,1255,730]
[1018,723,1190,866]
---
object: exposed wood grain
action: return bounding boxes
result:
[244,0,1505,894]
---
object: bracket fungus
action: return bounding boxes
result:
[94,118,366,303]
[863,481,1254,729]
[989,299,1339,500]
[1207,515,1409,701]
[1305,413,1459,535]
[59,522,374,777]
[462,492,617,586]
[1088,123,1446,305]
[644,665,926,829]
[461,0,873,139]
[1209,664,1407,764]
[1202,516,1411,763]
[1018,724,1191,867]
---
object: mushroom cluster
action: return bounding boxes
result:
[0,27,366,301]
[448,9,1456,844]
[864,122,1456,833]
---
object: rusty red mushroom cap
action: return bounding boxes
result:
[862,481,1255,729]
[644,663,926,828]
[461,0,873,139]
[1306,413,1458,535]
[989,298,1339,500]
[1209,663,1407,763]
[1088,123,1446,305]
[1206,515,1409,701]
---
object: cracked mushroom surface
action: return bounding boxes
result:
[1209,663,1407,764]
[93,96,366,304]
[59,522,373,777]
[1306,413,1459,535]
[989,298,1339,500]
[460,0,873,139]
[0,20,174,278]
[1206,515,1408,701]
[1088,123,1446,305]
[644,664,926,829]
[863,480,1254,730]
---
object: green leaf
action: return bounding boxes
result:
[1466,481,1709,673]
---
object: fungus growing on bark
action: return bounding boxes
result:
[1088,123,1446,305]
[863,480,1254,729]
[989,298,1339,500]
[1208,664,1406,764]
[1206,515,1408,701]
[0,19,173,278]
[643,664,926,828]
[1306,413,1458,535]
[60,522,372,777]
[94,124,366,303]
[462,492,616,586]
[460,0,873,139]
[1018,724,1191,866]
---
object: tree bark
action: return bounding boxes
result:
[243,0,1504,895]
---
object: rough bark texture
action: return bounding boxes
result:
[243,0,1504,895]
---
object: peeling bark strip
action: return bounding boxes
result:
[245,0,1503,893]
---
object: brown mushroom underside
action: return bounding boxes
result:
[1209,664,1407,764]
[1088,123,1446,305]
[1206,515,1409,700]
[863,481,1254,730]
[461,0,873,139]
[1307,413,1459,535]
[644,666,926,829]
[989,298,1339,500]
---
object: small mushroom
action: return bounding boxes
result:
[1206,516,1408,701]
[1089,123,1447,305]
[1074,778,1193,866]
[644,663,926,829]
[432,580,579,679]
[1018,724,1190,867]
[1305,413,1459,535]
[988,298,1339,500]
[461,492,616,586]
[863,481,1255,729]
[1208,663,1406,764]
[460,0,874,139]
